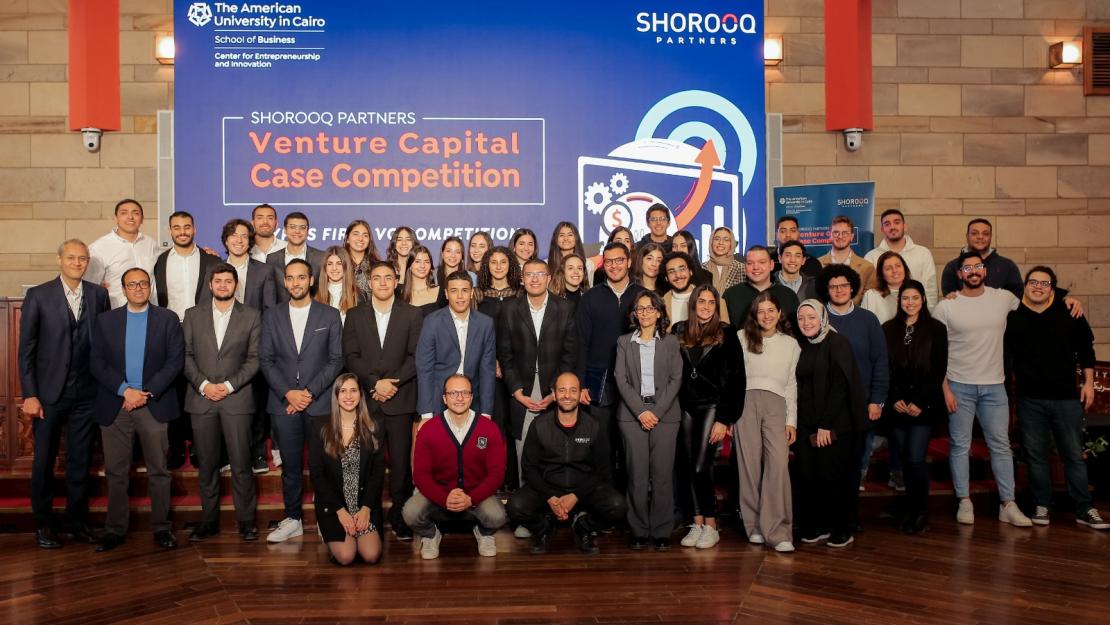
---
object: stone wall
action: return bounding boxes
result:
[0,0,1107,355]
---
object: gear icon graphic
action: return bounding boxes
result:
[609,172,629,194]
[584,182,612,215]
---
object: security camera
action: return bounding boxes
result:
[843,128,863,152]
[81,128,102,153]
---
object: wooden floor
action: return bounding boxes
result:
[1,499,1108,625]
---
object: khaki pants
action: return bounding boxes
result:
[736,390,793,545]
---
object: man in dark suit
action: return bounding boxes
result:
[19,239,110,549]
[415,270,496,421]
[343,260,423,540]
[183,263,263,542]
[498,258,577,488]
[153,210,220,470]
[266,211,326,301]
[259,259,344,542]
[90,267,185,552]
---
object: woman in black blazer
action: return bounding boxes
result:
[308,373,385,565]
[672,285,744,550]
[880,280,948,535]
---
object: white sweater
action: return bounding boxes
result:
[739,330,801,427]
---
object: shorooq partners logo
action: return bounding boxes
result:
[188,2,213,27]
[635,11,758,46]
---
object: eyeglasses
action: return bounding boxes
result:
[124,280,151,291]
[959,264,985,273]
[828,283,852,291]
[444,390,472,399]
[602,258,627,266]
[1026,279,1051,288]
[523,271,548,279]
[665,266,689,276]
[830,231,853,238]
[648,216,669,223]
[634,306,658,314]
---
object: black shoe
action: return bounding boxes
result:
[252,456,269,474]
[629,535,650,550]
[96,532,125,552]
[799,531,830,544]
[68,522,98,544]
[901,514,928,535]
[572,519,600,555]
[188,523,219,542]
[154,530,178,549]
[530,528,554,555]
[653,537,670,551]
[36,527,62,549]
[239,522,259,542]
[391,523,413,542]
[827,533,854,548]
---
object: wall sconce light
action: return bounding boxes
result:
[1049,40,1081,68]
[764,36,783,66]
[155,33,175,65]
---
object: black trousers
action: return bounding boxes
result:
[251,377,272,459]
[592,402,625,491]
[374,408,415,529]
[168,374,193,462]
[676,408,719,520]
[30,389,95,528]
[507,483,627,535]
[793,429,858,537]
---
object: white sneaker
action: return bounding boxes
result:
[220,464,231,473]
[695,525,720,549]
[773,541,795,553]
[748,532,765,544]
[271,450,282,468]
[956,498,975,525]
[420,528,442,560]
[267,517,303,543]
[513,525,532,539]
[473,526,497,557]
[999,503,1033,527]
[680,524,704,547]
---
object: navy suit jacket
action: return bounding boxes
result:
[90,305,185,425]
[415,307,496,417]
[18,277,110,404]
[259,300,344,416]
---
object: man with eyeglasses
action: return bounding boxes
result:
[404,374,508,559]
[662,252,697,327]
[576,242,645,484]
[635,203,674,252]
[722,245,799,327]
[90,267,185,552]
[498,259,578,492]
[19,239,110,549]
[932,251,1032,528]
[265,211,325,300]
[766,215,821,277]
[1004,266,1107,530]
[819,216,875,304]
[940,218,1023,298]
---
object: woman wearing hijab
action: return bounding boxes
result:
[793,299,868,548]
[703,227,746,319]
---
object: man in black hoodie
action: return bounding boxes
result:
[507,372,627,555]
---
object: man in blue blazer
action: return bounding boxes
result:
[90,267,185,552]
[19,239,110,549]
[259,259,344,542]
[416,270,496,421]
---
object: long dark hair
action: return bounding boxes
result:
[510,228,537,264]
[547,222,586,273]
[874,251,911,297]
[628,291,669,338]
[401,245,436,302]
[436,236,466,288]
[633,242,666,292]
[386,226,418,264]
[892,280,932,326]
[314,245,359,313]
[680,284,724,348]
[467,231,493,273]
[886,280,938,373]
[742,291,791,354]
[321,374,378,459]
[673,230,700,260]
[344,219,380,263]
[477,246,521,293]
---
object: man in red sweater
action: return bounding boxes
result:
[403,374,507,559]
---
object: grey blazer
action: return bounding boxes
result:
[182,301,262,415]
[614,332,683,424]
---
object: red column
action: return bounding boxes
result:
[825,0,872,132]
[69,0,121,132]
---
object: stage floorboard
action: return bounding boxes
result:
[2,502,1108,625]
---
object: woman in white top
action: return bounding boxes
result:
[737,290,800,553]
[401,245,441,317]
[315,246,359,324]
[860,251,911,324]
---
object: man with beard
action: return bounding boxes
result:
[266,211,326,300]
[767,216,821,277]
[249,203,286,263]
[722,245,799,326]
[933,251,1031,528]
[662,252,697,327]
[940,218,1023,298]
[88,199,160,309]
[153,210,220,469]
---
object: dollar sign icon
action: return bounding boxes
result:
[610,210,624,230]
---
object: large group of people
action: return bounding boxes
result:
[19,199,1106,565]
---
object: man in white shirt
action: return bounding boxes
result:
[182,263,263,542]
[933,251,1031,528]
[265,211,325,300]
[248,203,286,263]
[864,209,938,309]
[87,199,160,309]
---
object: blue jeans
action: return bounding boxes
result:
[947,382,1015,501]
[1017,398,1092,515]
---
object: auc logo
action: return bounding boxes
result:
[188,2,213,27]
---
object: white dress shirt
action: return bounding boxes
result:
[289,302,311,352]
[451,310,469,375]
[88,228,160,308]
[250,237,286,263]
[283,245,307,265]
[62,279,83,320]
[229,258,249,304]
[165,245,201,321]
[445,410,477,444]
[373,298,393,348]
[199,303,235,395]
[527,293,547,338]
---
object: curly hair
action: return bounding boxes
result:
[477,246,522,292]
[816,263,862,303]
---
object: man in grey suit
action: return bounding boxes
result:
[265,211,326,300]
[260,259,344,542]
[183,263,263,543]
